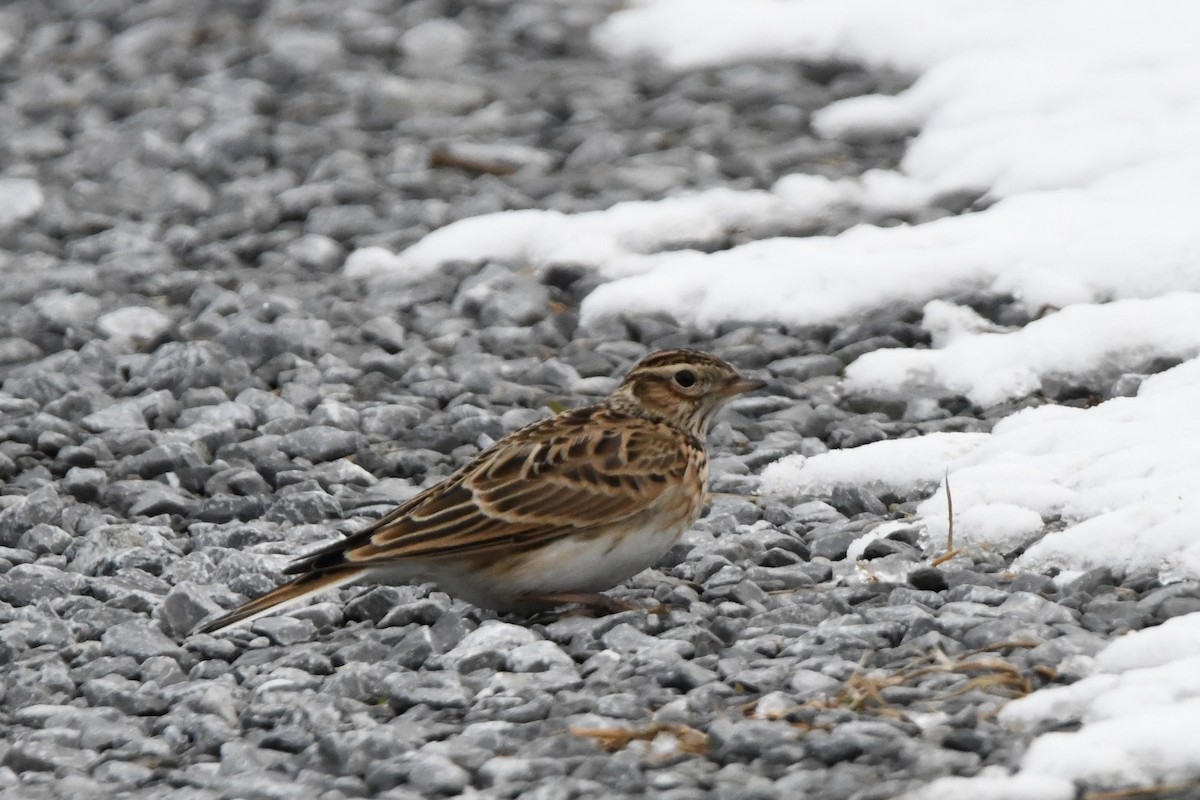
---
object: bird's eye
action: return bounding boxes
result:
[673,369,696,388]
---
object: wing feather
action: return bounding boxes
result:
[284,407,693,574]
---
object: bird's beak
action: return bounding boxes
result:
[723,376,767,397]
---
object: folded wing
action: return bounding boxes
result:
[285,409,691,574]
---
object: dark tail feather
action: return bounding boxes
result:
[194,568,361,635]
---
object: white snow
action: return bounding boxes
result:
[846,293,1200,406]
[900,771,1073,800]
[998,616,1200,787]
[913,357,1200,580]
[383,0,1200,791]
[342,246,409,279]
[349,189,803,283]
[760,431,987,499]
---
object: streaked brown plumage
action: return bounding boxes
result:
[196,349,764,634]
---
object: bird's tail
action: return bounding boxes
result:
[194,568,362,635]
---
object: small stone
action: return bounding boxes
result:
[908,567,949,592]
[708,719,797,761]
[770,355,843,381]
[807,731,867,765]
[0,486,64,547]
[388,626,436,670]
[1081,598,1152,633]
[399,19,472,67]
[378,597,445,628]
[998,591,1078,624]
[237,388,298,425]
[17,523,72,556]
[0,563,87,606]
[101,619,184,662]
[157,581,225,638]
[80,673,167,715]
[861,538,921,560]
[131,343,227,394]
[831,486,888,516]
[68,523,179,576]
[97,306,172,345]
[478,756,537,788]
[443,621,537,673]
[506,641,577,673]
[279,426,359,462]
[344,586,404,624]
[115,441,205,479]
[0,337,42,365]
[286,233,343,270]
[129,486,198,517]
[406,752,470,796]
[810,529,856,561]
[0,177,43,225]
[196,495,268,523]
[384,671,470,711]
[81,391,177,432]
[142,656,186,687]
[252,616,317,646]
[453,265,551,327]
[310,460,376,489]
[942,729,986,753]
[270,490,341,524]
[63,467,107,501]
[361,404,424,438]
[35,430,73,456]
[311,399,360,431]
[361,316,407,352]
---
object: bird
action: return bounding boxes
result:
[196,348,765,634]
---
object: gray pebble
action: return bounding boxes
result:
[384,671,471,711]
[67,523,179,577]
[0,563,88,605]
[157,581,226,638]
[17,522,73,556]
[405,752,471,796]
[279,425,359,462]
[101,619,185,663]
[0,485,64,547]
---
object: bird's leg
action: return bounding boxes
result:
[519,591,640,615]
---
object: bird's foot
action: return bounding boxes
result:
[519,591,641,616]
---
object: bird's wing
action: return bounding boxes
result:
[285,409,694,574]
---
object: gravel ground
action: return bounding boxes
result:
[2,2,1197,799]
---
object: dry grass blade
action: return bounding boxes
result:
[840,671,895,712]
[570,722,709,756]
[1086,781,1200,800]
[946,469,954,551]
[795,646,1038,723]
[930,470,963,566]
[929,548,963,567]
[943,670,1032,699]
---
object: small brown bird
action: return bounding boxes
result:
[197,349,764,634]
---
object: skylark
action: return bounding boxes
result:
[197,348,764,633]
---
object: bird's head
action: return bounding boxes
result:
[611,348,765,437]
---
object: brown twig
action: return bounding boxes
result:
[570,722,709,755]
[429,146,519,176]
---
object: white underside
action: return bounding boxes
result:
[212,520,692,630]
[375,518,690,611]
